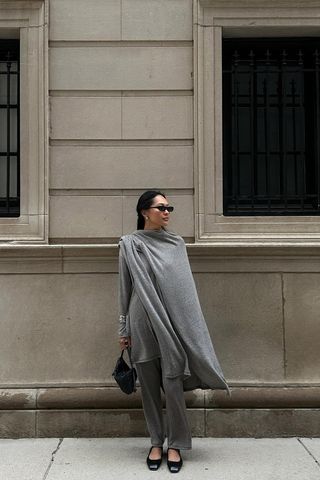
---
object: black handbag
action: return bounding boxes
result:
[112,347,137,394]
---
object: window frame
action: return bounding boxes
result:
[0,1,48,242]
[195,0,320,244]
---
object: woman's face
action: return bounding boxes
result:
[143,195,172,230]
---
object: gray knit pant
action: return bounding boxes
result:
[135,357,192,450]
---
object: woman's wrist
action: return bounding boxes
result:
[119,335,131,350]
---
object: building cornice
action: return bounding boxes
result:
[1,243,320,273]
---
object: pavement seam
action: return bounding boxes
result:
[42,438,64,480]
[297,438,320,470]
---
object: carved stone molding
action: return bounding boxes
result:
[0,1,48,242]
[195,0,320,244]
[1,243,320,273]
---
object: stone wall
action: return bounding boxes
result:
[1,245,320,437]
[48,0,194,242]
[0,0,319,437]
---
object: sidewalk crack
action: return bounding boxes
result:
[297,438,320,470]
[42,438,64,480]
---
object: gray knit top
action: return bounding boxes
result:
[118,227,230,395]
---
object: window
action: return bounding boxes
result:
[223,38,320,216]
[195,0,320,243]
[0,40,19,217]
[0,2,48,242]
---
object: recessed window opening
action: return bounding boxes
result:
[0,39,19,217]
[223,37,320,216]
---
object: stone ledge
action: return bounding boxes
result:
[36,387,204,409]
[206,386,320,408]
[0,411,35,438]
[1,386,320,409]
[36,408,204,438]
[0,408,319,438]
[206,409,320,437]
[0,389,36,409]
[2,244,320,273]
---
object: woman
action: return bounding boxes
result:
[118,190,230,473]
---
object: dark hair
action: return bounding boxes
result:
[136,190,167,230]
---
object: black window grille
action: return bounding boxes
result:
[0,40,19,217]
[223,38,320,215]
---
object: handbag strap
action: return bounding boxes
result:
[126,347,137,392]
[126,346,133,367]
[120,347,135,369]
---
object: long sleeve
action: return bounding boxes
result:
[118,244,132,337]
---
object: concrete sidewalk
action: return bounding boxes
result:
[1,437,320,480]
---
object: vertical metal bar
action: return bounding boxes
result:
[290,78,298,201]
[249,50,256,211]
[6,53,11,214]
[264,49,271,212]
[232,50,240,212]
[279,49,288,211]
[16,59,20,210]
[314,49,320,210]
[298,49,305,211]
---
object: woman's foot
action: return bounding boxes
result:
[146,446,163,470]
[167,448,183,473]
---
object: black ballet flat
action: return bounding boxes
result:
[146,446,163,471]
[167,448,183,473]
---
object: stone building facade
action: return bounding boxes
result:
[0,0,319,437]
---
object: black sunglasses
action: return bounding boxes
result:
[149,205,174,212]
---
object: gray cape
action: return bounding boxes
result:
[119,227,230,396]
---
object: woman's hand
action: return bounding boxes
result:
[119,336,131,351]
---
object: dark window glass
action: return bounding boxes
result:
[223,38,320,215]
[0,40,19,217]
